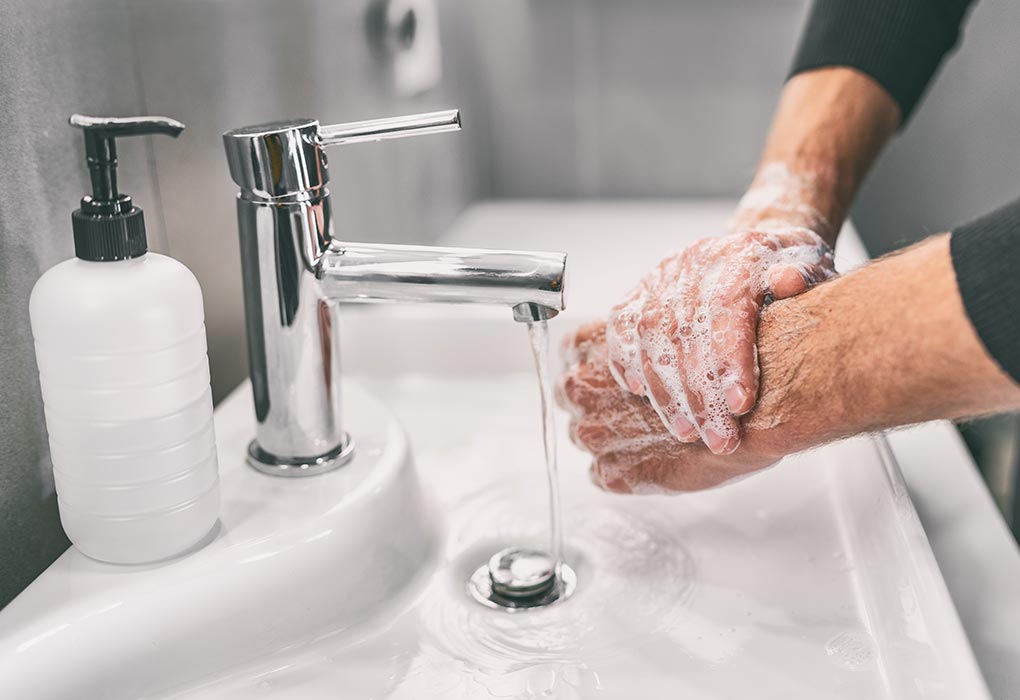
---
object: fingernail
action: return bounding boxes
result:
[725,385,751,414]
[705,429,739,455]
[673,416,698,440]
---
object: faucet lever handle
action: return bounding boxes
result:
[316,109,460,147]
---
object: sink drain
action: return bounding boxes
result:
[468,546,576,610]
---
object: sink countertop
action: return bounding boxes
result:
[433,200,1020,698]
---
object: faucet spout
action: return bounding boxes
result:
[318,242,566,318]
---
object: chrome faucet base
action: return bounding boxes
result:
[246,435,356,478]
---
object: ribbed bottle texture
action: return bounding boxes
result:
[30,254,220,564]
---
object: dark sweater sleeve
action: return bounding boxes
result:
[951,199,1020,384]
[790,0,978,124]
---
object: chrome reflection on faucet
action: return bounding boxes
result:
[223,110,567,477]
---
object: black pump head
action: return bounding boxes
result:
[69,114,185,261]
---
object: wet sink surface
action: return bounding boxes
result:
[155,373,985,699]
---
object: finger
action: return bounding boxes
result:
[592,447,685,494]
[590,459,633,494]
[568,418,585,451]
[554,374,576,414]
[557,346,635,424]
[590,454,635,494]
[558,369,612,415]
[636,308,699,442]
[560,320,608,368]
[708,298,760,416]
[766,264,812,299]
[701,258,761,416]
[607,299,646,396]
[637,261,705,443]
[575,420,617,454]
[676,299,742,455]
[608,259,671,398]
[574,410,662,455]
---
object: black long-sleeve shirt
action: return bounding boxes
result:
[790,0,1020,385]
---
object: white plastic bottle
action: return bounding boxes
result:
[29,114,219,564]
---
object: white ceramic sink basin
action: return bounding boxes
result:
[0,201,990,699]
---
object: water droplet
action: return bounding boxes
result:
[825,631,875,670]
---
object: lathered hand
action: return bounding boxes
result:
[560,321,784,493]
[561,236,1020,494]
[607,213,834,455]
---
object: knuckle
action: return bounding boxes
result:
[561,373,582,401]
[591,456,634,494]
[554,376,573,411]
[576,420,613,454]
[568,419,586,450]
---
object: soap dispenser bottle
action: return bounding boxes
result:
[29,115,220,564]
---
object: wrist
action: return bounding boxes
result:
[738,234,1020,462]
[739,288,846,460]
[737,67,901,247]
[729,162,842,246]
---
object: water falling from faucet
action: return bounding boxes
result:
[525,319,564,566]
[467,311,576,610]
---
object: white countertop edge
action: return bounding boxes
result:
[887,421,1020,698]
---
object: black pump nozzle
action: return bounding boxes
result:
[68,114,185,261]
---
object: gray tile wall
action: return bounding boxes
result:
[462,0,811,199]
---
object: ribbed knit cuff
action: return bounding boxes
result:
[951,197,1020,384]
[789,0,974,125]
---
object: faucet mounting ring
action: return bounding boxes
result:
[246,434,356,478]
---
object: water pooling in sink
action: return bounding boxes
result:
[467,318,577,610]
[408,499,701,693]
[137,372,938,699]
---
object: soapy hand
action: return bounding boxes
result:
[562,234,1020,493]
[558,321,786,493]
[607,166,836,454]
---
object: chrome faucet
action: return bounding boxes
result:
[222,110,566,476]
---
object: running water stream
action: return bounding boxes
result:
[467,317,575,609]
[526,319,564,566]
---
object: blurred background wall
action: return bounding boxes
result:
[1,0,1017,607]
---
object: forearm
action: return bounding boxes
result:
[731,68,900,246]
[746,0,980,245]
[746,234,1020,458]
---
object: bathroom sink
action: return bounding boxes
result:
[0,201,989,698]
